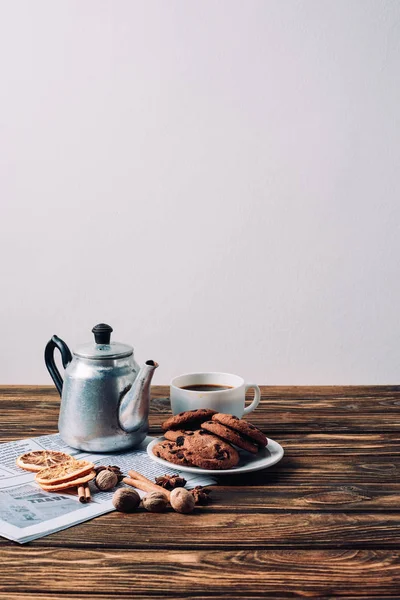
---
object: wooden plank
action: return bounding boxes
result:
[220,454,400,485]
[1,511,397,549]
[1,409,400,439]
[5,452,400,486]
[3,384,399,398]
[1,430,400,464]
[251,385,400,400]
[0,597,397,600]
[149,399,400,433]
[2,386,400,433]
[152,387,400,406]
[0,596,397,600]
[0,548,399,597]
[209,484,400,511]
[2,422,400,460]
[149,415,400,434]
[276,433,400,455]
[2,385,400,406]
[150,386,400,432]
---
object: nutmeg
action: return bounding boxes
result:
[95,469,118,491]
[112,488,141,513]
[142,491,169,513]
[169,487,195,514]
[95,465,123,482]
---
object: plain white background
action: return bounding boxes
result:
[1,0,400,385]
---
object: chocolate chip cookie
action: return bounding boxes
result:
[155,430,239,470]
[201,420,259,454]
[211,413,268,448]
[161,409,217,432]
[175,430,237,460]
[185,430,239,470]
[152,440,192,467]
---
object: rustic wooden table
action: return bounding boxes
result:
[0,385,399,599]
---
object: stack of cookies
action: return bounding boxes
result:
[153,409,268,470]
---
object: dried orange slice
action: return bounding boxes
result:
[16,451,73,472]
[35,459,95,486]
[38,470,96,491]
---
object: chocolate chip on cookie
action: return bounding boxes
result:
[211,414,268,448]
[161,409,217,432]
[164,429,196,442]
[201,420,259,454]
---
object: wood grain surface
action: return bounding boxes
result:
[0,548,399,597]
[0,385,399,598]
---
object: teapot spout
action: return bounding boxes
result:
[118,360,158,433]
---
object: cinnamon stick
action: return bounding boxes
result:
[84,484,91,502]
[127,470,153,483]
[123,476,170,500]
[127,470,171,498]
[77,485,86,503]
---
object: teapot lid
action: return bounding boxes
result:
[74,324,133,359]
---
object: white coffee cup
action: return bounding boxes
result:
[170,372,260,417]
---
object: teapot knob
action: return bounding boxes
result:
[92,323,113,344]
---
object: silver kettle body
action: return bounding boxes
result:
[45,324,158,452]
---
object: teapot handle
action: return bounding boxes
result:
[44,335,72,396]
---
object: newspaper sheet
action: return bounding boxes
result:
[0,433,216,544]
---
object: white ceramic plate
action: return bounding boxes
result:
[147,436,284,475]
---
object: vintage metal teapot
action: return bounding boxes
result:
[44,323,158,452]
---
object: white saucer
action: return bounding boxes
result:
[147,436,284,475]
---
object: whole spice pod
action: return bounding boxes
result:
[142,491,169,513]
[112,488,141,513]
[155,474,187,491]
[191,486,211,505]
[109,465,124,482]
[95,469,119,491]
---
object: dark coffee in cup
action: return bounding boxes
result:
[180,384,233,392]
[170,372,260,417]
